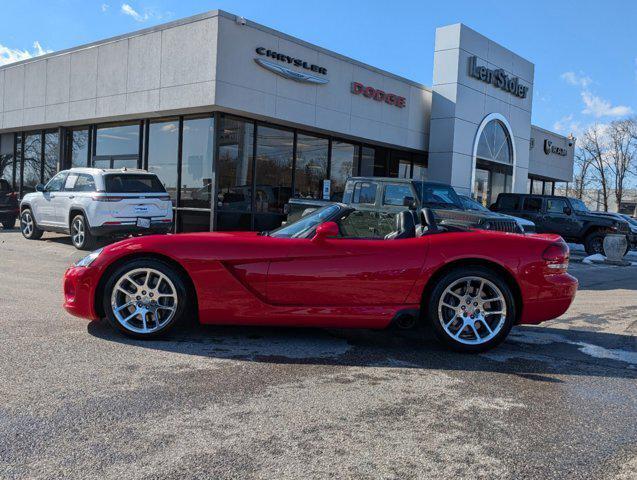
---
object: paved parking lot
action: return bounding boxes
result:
[1,229,636,480]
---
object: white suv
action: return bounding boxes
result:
[20,168,173,250]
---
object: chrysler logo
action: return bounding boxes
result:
[254,58,329,84]
[254,47,328,85]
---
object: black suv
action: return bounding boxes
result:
[0,179,18,229]
[492,193,633,255]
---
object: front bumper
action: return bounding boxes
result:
[519,272,578,325]
[89,220,172,236]
[63,265,102,321]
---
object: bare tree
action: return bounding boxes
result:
[606,119,637,212]
[579,124,611,211]
[572,147,593,199]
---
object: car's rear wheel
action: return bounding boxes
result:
[2,216,16,229]
[427,266,516,353]
[103,259,187,339]
[20,209,43,240]
[71,214,96,250]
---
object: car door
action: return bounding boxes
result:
[38,172,68,225]
[266,235,428,307]
[518,196,545,230]
[543,197,578,237]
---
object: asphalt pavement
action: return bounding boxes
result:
[0,229,636,479]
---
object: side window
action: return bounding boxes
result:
[44,172,68,192]
[66,174,96,192]
[523,197,543,213]
[546,198,567,214]
[383,184,414,206]
[498,195,521,211]
[352,182,377,205]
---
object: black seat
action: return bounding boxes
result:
[385,210,416,240]
[419,207,440,235]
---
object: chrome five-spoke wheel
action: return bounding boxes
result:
[21,211,34,237]
[438,276,507,345]
[110,268,179,334]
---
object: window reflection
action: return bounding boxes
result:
[0,133,15,189]
[148,119,179,204]
[22,133,41,194]
[217,116,254,212]
[70,129,89,168]
[295,134,328,200]
[43,131,59,184]
[330,141,358,202]
[254,125,293,230]
[95,124,140,156]
[181,116,214,209]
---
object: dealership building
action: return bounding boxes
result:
[0,10,575,232]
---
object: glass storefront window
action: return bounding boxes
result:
[95,124,140,156]
[473,168,490,206]
[43,131,59,184]
[22,133,41,194]
[176,210,212,233]
[181,116,214,209]
[147,119,179,204]
[412,154,427,181]
[70,129,89,168]
[216,115,254,231]
[295,134,328,200]
[360,146,375,177]
[532,179,543,195]
[330,140,359,202]
[477,120,513,164]
[254,125,293,230]
[0,133,15,189]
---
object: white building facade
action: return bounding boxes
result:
[0,10,575,231]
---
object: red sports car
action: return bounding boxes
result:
[63,205,577,352]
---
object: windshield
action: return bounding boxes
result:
[569,198,589,213]
[269,204,341,238]
[460,195,488,212]
[413,182,462,209]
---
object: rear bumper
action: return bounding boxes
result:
[89,220,172,236]
[519,273,578,325]
[63,265,102,321]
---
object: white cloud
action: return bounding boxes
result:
[553,114,583,138]
[120,3,168,22]
[581,91,633,118]
[101,3,110,12]
[561,70,632,119]
[561,71,592,89]
[0,41,52,66]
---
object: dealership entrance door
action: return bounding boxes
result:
[473,119,513,207]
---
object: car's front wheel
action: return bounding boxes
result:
[70,214,96,250]
[20,209,43,240]
[103,259,188,339]
[427,266,516,353]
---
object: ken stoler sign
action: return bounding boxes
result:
[468,56,529,99]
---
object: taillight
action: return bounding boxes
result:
[542,242,569,273]
[8,192,18,199]
[91,195,124,202]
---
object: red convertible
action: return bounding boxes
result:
[63,205,577,352]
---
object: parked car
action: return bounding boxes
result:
[20,168,173,250]
[64,204,577,352]
[286,177,521,237]
[0,179,19,229]
[491,193,633,255]
[458,195,535,233]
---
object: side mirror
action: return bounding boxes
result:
[563,206,572,215]
[313,221,339,242]
[35,183,45,192]
[402,196,417,209]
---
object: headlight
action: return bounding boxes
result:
[75,248,103,267]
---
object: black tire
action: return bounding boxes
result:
[584,231,605,256]
[426,266,516,353]
[20,209,44,240]
[1,216,17,229]
[70,214,96,250]
[103,258,188,339]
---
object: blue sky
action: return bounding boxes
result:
[1,0,635,138]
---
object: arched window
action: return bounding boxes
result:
[476,120,512,164]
